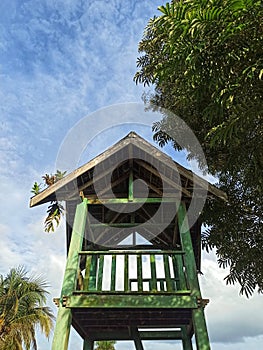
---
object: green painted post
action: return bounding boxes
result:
[83,339,94,350]
[131,327,144,350]
[181,326,193,350]
[89,255,98,291]
[52,199,88,350]
[177,202,210,350]
[111,255,117,291]
[163,254,173,292]
[150,254,157,291]
[137,254,143,292]
[124,254,129,291]
[97,255,104,291]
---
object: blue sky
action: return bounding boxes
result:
[0,1,262,349]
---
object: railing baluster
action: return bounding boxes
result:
[171,255,180,291]
[83,255,92,291]
[78,250,187,294]
[176,254,187,290]
[137,254,143,292]
[124,255,129,292]
[111,255,116,291]
[150,254,157,291]
[89,255,98,291]
[97,255,104,291]
[163,254,173,292]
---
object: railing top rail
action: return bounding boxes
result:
[78,250,185,255]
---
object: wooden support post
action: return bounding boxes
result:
[181,326,193,350]
[129,168,134,201]
[83,340,94,350]
[177,202,210,350]
[52,199,88,350]
[131,327,144,350]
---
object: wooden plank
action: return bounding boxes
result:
[86,197,179,205]
[79,250,185,255]
[67,294,198,308]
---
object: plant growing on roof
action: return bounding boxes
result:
[31,170,67,233]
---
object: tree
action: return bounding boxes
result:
[95,340,116,350]
[135,0,263,296]
[0,267,54,350]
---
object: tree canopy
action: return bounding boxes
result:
[0,267,54,350]
[135,0,263,296]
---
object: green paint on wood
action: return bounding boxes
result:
[52,307,72,350]
[87,197,179,204]
[83,255,92,290]
[163,254,173,292]
[177,202,201,297]
[52,199,88,350]
[83,340,94,350]
[173,254,187,291]
[67,294,198,308]
[137,255,143,292]
[181,326,193,350]
[193,308,211,350]
[97,255,104,291]
[89,255,98,291]
[111,255,116,291]
[177,202,210,350]
[150,254,157,291]
[124,255,129,291]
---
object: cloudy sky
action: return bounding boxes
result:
[0,1,262,349]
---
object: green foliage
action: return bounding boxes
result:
[0,267,54,350]
[44,201,64,233]
[95,340,116,350]
[31,182,42,195]
[32,170,67,233]
[135,0,263,295]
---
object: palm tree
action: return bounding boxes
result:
[0,266,54,350]
[95,340,116,350]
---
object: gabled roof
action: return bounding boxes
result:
[30,131,227,207]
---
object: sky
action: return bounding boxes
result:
[0,1,262,349]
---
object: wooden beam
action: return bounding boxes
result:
[65,294,197,309]
[135,159,192,197]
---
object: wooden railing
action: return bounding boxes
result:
[76,250,189,293]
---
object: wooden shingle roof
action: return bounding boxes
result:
[30,131,226,208]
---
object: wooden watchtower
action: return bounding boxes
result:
[30,132,226,350]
